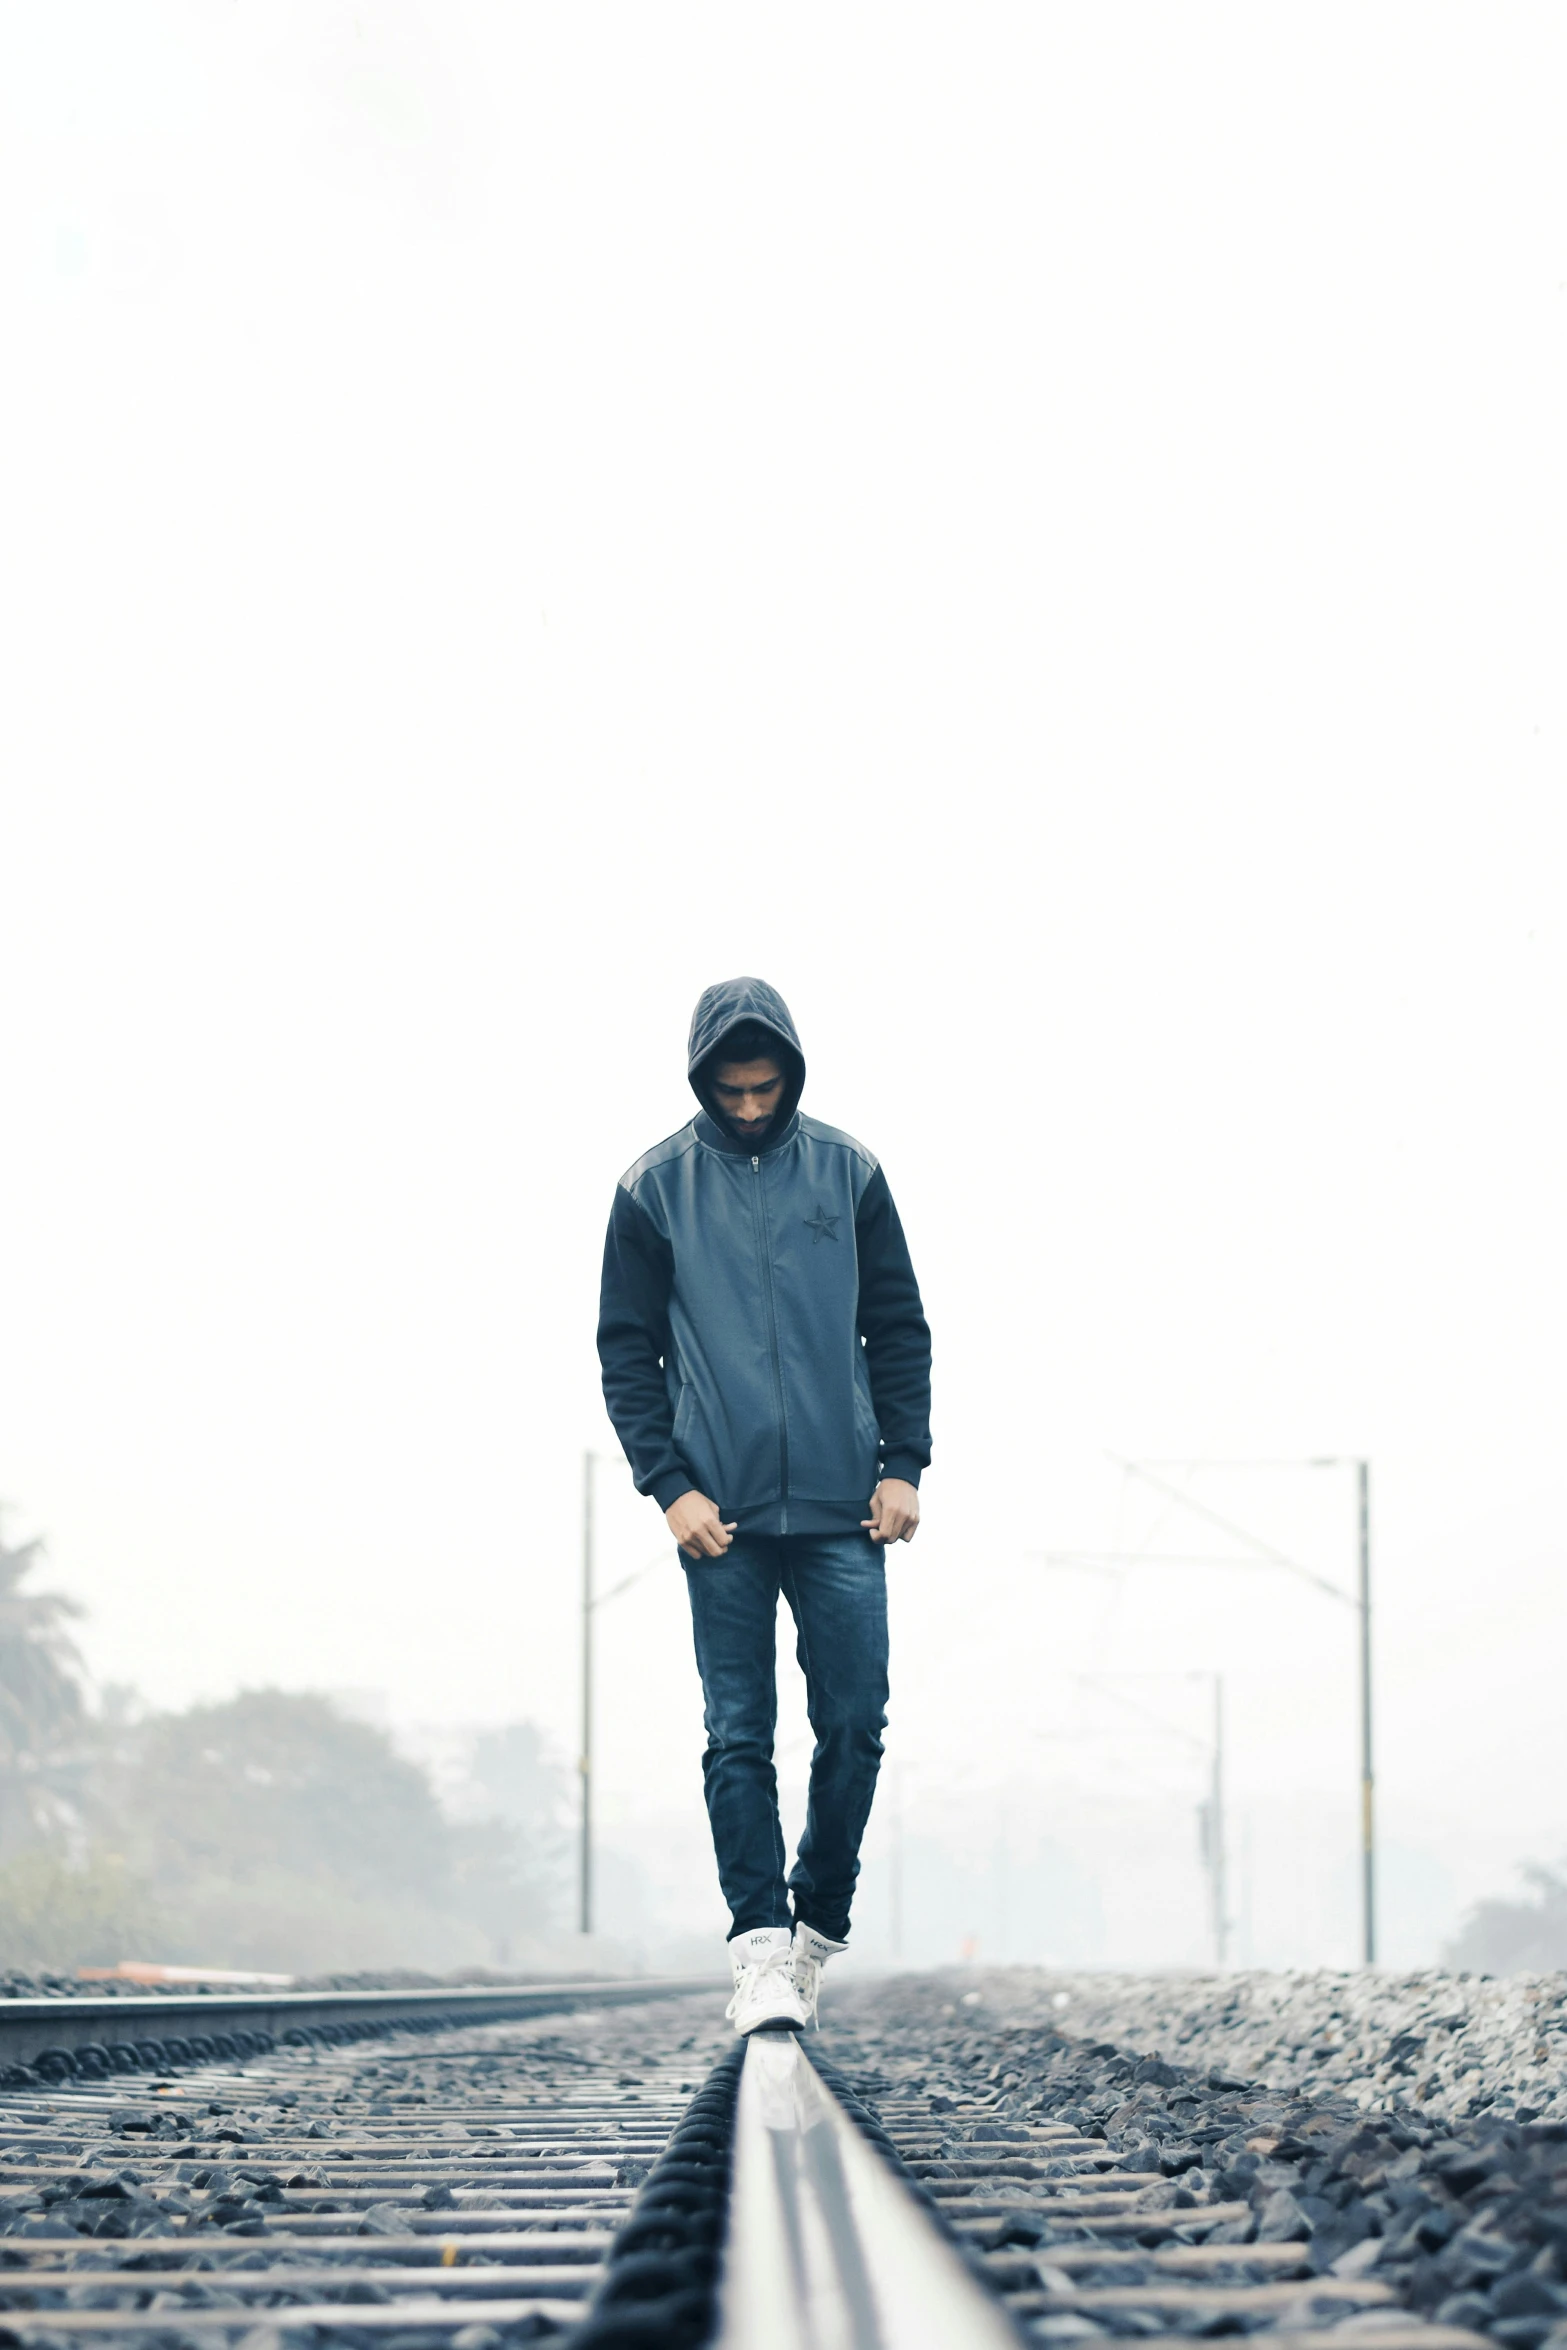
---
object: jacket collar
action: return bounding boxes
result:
[693,1110,802,1158]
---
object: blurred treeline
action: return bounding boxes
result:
[0,1519,570,1976]
[1442,1866,1567,1976]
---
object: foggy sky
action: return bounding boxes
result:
[2,4,1564,1965]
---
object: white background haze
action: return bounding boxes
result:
[2,4,1564,1971]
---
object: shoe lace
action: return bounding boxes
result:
[793,1951,823,2027]
[724,1942,795,2021]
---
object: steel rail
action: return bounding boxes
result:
[0,1975,718,2073]
[715,2030,1021,2350]
[792,2060,1484,2350]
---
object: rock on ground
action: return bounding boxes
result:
[928,1968,1567,2127]
[817,1969,1567,2347]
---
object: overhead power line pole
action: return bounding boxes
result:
[575,1468,668,1948]
[1125,1455,1374,1965]
[1071,1670,1229,1968]
[1358,1459,1374,1966]
[579,1449,595,1937]
[889,1765,905,1965]
[1037,1453,1377,1968]
[1209,1676,1228,1969]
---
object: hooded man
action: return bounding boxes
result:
[597,977,932,2033]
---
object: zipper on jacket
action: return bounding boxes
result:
[751,1153,790,1532]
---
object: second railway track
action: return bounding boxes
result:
[0,1971,1523,2350]
[0,1981,735,2347]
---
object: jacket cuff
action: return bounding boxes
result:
[879,1453,924,1488]
[651,1468,696,1512]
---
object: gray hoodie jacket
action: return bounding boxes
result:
[597,978,932,1537]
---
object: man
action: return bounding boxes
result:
[597,977,932,2033]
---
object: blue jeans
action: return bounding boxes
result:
[682,1531,889,1942]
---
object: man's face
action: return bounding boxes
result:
[710,1054,785,1144]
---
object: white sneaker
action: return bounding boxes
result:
[725,1927,810,2036]
[790,1921,848,2026]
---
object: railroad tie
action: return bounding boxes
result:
[0,1988,735,2348]
[801,2031,1500,2350]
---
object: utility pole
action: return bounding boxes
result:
[1058,1671,1228,1967]
[579,1449,595,1937]
[1358,1459,1375,1966]
[889,1766,904,1964]
[573,1482,667,1948]
[1210,1676,1227,1969]
[1038,1452,1378,1969]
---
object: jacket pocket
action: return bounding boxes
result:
[852,1360,881,1452]
[670,1381,749,1505]
[852,1366,883,1488]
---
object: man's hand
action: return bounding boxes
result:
[666,1490,738,1560]
[863,1478,920,1545]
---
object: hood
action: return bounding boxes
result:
[687,976,806,1145]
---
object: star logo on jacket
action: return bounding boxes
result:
[803,1207,840,1244]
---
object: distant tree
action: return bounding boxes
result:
[467,1723,570,1838]
[1443,1862,1567,1974]
[446,1816,560,1964]
[0,1518,89,1853]
[106,1690,451,1906]
[456,1722,570,1949]
[0,1534,579,1973]
[0,1849,164,1974]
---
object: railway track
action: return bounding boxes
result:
[0,1980,732,2348]
[0,1973,1518,2349]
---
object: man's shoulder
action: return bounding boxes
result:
[618,1121,702,1194]
[797,1114,880,1176]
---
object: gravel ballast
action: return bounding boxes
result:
[945,1969,1567,2127]
[815,1967,1567,2347]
